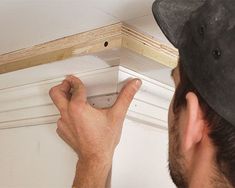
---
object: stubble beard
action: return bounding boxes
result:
[168,118,188,188]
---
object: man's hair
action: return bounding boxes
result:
[173,59,235,186]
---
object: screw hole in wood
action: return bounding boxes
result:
[104,41,109,47]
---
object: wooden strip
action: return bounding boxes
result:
[122,25,177,56]
[0,22,179,74]
[0,36,122,74]
[0,23,122,74]
[121,25,178,68]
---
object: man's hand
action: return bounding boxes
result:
[49,75,142,188]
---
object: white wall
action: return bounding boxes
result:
[0,119,175,188]
[113,119,175,188]
[0,56,174,187]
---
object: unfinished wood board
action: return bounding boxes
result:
[121,24,178,68]
[0,23,122,74]
[0,23,178,74]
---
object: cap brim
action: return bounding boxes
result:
[152,0,205,48]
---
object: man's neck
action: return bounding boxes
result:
[187,138,232,188]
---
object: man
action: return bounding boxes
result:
[49,0,235,187]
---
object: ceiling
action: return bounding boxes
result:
[0,0,173,55]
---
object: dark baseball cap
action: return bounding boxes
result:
[152,0,235,126]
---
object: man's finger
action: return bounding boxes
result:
[111,78,142,119]
[66,75,87,104]
[49,80,70,114]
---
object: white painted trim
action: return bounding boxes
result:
[0,66,174,130]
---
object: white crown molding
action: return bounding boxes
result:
[0,65,174,130]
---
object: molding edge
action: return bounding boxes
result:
[0,66,174,130]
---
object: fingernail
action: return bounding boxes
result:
[135,79,142,88]
[66,75,73,79]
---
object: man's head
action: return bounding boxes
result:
[168,60,235,187]
[152,0,235,187]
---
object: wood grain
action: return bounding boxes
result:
[0,23,122,73]
[0,22,178,74]
[121,24,178,68]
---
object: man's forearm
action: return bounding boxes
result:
[73,160,112,188]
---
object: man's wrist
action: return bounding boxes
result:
[73,158,112,188]
[77,154,113,168]
[76,158,112,172]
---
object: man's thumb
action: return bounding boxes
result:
[112,79,142,118]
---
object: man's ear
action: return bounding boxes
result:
[182,92,205,152]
